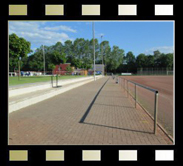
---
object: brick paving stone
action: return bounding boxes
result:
[9,77,173,145]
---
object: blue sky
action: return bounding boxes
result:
[9,21,174,56]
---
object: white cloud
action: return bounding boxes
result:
[44,25,77,33]
[9,21,75,47]
[144,46,174,54]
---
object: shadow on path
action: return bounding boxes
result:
[79,77,153,134]
[79,77,110,123]
[83,122,153,134]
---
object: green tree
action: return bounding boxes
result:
[73,38,86,59]
[136,53,147,69]
[157,53,173,68]
[48,63,56,71]
[100,41,111,65]
[9,33,32,71]
[81,57,92,70]
[64,40,73,58]
[126,51,135,63]
[71,58,82,69]
[107,46,124,72]
[125,51,136,72]
[146,55,154,68]
[166,53,173,68]
[66,65,73,72]
[154,50,161,59]
[51,41,63,52]
[49,50,67,65]
[28,49,44,71]
[153,50,161,67]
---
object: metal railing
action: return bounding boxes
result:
[117,76,159,134]
[51,75,59,88]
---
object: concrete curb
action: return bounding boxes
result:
[9,76,103,113]
[9,76,93,97]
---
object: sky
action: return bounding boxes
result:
[9,21,174,56]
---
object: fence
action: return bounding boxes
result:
[55,71,72,75]
[137,68,173,75]
[118,76,159,134]
[9,72,17,77]
[9,71,54,77]
[51,75,59,88]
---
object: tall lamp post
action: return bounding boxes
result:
[101,34,103,65]
[18,57,21,80]
[101,35,104,76]
[43,45,45,75]
[93,22,96,81]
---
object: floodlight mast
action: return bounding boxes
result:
[43,45,45,75]
[101,34,103,65]
[93,22,96,81]
[18,57,21,80]
[101,34,105,75]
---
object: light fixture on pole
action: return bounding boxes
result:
[93,22,96,81]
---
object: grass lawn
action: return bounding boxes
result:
[9,75,87,86]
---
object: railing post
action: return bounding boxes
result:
[124,79,125,89]
[123,79,125,90]
[127,80,129,97]
[56,75,58,87]
[116,76,118,84]
[51,76,53,88]
[135,84,137,108]
[154,92,158,134]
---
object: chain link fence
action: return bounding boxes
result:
[137,68,173,75]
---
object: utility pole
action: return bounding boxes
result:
[93,22,96,81]
[18,57,21,80]
[43,45,45,75]
[101,34,103,65]
[101,34,104,75]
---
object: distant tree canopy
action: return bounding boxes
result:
[9,34,174,73]
[9,33,32,71]
[136,51,173,69]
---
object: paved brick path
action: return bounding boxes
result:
[9,77,172,145]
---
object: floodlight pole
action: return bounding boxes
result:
[101,35,104,76]
[93,22,96,81]
[101,35,103,65]
[18,57,21,80]
[43,45,45,75]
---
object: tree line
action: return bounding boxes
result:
[9,33,173,73]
